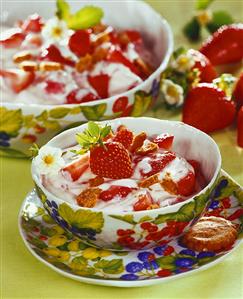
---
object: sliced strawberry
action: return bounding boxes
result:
[99,185,133,201]
[0,28,25,48]
[153,133,174,150]
[237,107,243,148]
[125,30,142,43]
[187,160,201,172]
[68,30,91,57]
[66,89,98,104]
[200,24,243,66]
[177,171,196,196]
[27,34,43,47]
[0,69,35,93]
[63,154,89,181]
[45,80,65,94]
[233,73,243,108]
[21,14,43,33]
[88,74,110,99]
[133,193,153,211]
[189,49,217,82]
[142,152,176,177]
[40,44,75,67]
[107,50,139,75]
[183,83,236,133]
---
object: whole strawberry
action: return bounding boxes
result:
[183,82,236,133]
[74,121,133,179]
[200,24,243,65]
[90,141,133,179]
[189,49,217,82]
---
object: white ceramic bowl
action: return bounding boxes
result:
[32,117,222,251]
[0,1,173,158]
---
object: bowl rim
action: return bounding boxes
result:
[32,117,222,216]
[3,1,173,110]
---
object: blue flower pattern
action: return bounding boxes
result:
[0,131,11,147]
[45,200,97,241]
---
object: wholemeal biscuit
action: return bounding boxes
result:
[182,216,238,252]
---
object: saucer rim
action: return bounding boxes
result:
[18,181,243,287]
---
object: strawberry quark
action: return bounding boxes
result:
[0,14,155,105]
[39,125,206,212]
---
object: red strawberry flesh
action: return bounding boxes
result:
[153,133,174,150]
[183,83,236,133]
[90,141,133,179]
[141,152,176,177]
[99,186,133,201]
[68,30,91,57]
[0,28,25,48]
[200,24,243,66]
[63,154,89,181]
[189,49,217,82]
[88,74,110,99]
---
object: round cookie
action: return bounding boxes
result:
[182,216,238,252]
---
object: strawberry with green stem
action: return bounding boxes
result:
[74,121,133,179]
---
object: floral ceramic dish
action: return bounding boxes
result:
[0,1,173,157]
[32,117,221,250]
[19,170,243,287]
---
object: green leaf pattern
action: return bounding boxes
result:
[58,203,104,233]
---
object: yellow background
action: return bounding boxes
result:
[1,1,243,298]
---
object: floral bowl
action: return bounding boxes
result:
[0,1,173,158]
[32,117,222,251]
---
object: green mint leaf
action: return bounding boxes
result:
[76,133,92,145]
[67,6,104,30]
[100,125,111,138]
[56,0,70,21]
[196,0,214,10]
[87,121,100,137]
[183,17,201,42]
[73,148,88,155]
[206,10,234,33]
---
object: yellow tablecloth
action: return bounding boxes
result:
[1,1,243,298]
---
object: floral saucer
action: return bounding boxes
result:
[19,171,243,287]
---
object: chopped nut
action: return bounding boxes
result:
[147,203,160,210]
[93,47,108,63]
[117,32,130,46]
[136,141,158,155]
[19,61,38,72]
[75,54,93,73]
[76,188,101,208]
[93,31,110,47]
[89,176,104,187]
[130,132,147,153]
[160,173,178,195]
[39,61,63,71]
[92,23,108,34]
[139,174,159,188]
[13,51,33,63]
